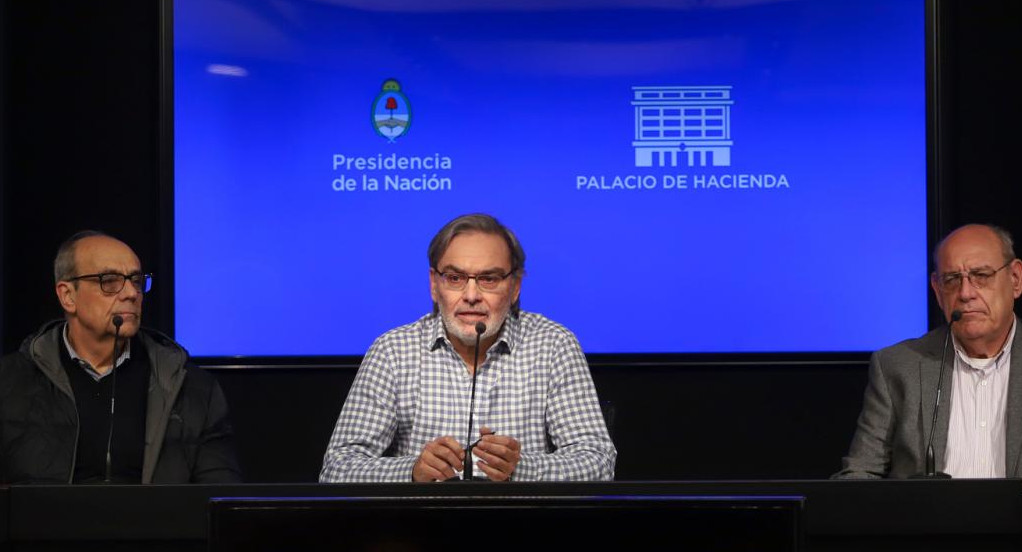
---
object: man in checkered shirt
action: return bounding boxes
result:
[320,213,616,482]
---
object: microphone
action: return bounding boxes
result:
[104,315,124,484]
[463,321,486,480]
[918,309,961,478]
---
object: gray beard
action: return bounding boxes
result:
[441,310,506,347]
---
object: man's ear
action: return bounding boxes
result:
[429,269,439,304]
[930,274,945,313]
[511,271,523,306]
[56,281,76,314]
[1010,258,1022,299]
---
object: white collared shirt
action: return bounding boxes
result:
[62,323,132,382]
[943,320,1015,478]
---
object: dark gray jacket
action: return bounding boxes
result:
[0,320,241,484]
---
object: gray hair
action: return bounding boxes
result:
[933,223,1016,270]
[54,230,109,285]
[428,213,525,314]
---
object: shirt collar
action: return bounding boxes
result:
[427,311,520,354]
[62,322,132,380]
[952,317,1016,372]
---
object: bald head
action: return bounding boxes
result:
[933,224,1015,272]
[54,230,108,284]
[71,235,140,276]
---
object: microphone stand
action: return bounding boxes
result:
[445,322,486,482]
[103,315,124,484]
[463,322,486,480]
[914,310,961,479]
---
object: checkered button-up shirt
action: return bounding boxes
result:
[320,311,617,482]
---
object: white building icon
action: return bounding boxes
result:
[632,86,733,167]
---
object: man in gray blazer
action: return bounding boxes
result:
[837,224,1022,478]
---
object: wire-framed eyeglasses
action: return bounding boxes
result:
[933,260,1013,292]
[434,270,514,291]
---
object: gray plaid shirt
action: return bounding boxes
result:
[320,311,616,482]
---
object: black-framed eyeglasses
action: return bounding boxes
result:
[66,272,153,294]
[434,269,515,292]
[933,260,1013,292]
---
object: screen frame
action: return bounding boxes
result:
[157,0,942,368]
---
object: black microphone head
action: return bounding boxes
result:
[112,315,124,329]
[950,310,962,323]
[475,322,486,335]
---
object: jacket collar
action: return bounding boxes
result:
[1005,318,1022,476]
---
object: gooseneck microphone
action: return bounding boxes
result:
[920,309,961,478]
[104,315,124,484]
[463,321,486,480]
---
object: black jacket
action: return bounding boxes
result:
[0,320,242,484]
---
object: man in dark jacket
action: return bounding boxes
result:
[0,231,241,484]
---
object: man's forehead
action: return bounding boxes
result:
[437,232,512,268]
[937,227,1004,267]
[75,236,141,270]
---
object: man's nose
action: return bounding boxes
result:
[461,278,482,302]
[119,280,141,300]
[957,275,980,300]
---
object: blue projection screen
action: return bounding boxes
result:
[173,0,928,356]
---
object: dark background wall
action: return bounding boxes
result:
[2,0,1020,482]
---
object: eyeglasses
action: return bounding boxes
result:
[434,269,514,291]
[67,272,153,294]
[933,260,1013,292]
